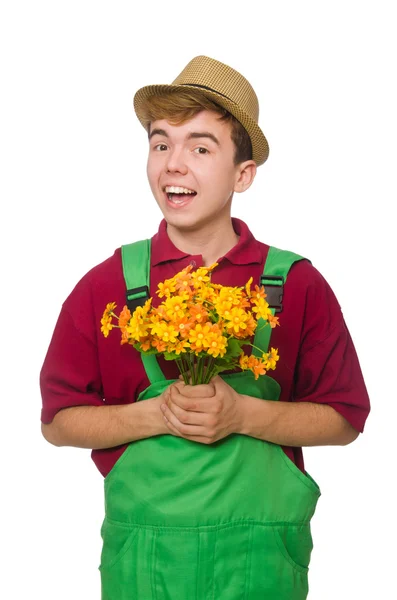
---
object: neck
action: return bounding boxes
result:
[166,218,239,267]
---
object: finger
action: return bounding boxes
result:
[170,388,221,414]
[174,382,216,398]
[169,386,208,412]
[165,397,210,426]
[161,403,206,436]
[163,410,217,445]
[163,414,182,437]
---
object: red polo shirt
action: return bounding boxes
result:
[40,218,370,477]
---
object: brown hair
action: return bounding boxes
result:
[139,89,252,166]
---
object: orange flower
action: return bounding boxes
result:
[174,315,193,337]
[120,327,129,345]
[268,313,280,329]
[189,303,208,323]
[250,285,267,301]
[252,360,267,380]
[174,265,193,292]
[140,337,152,351]
[244,314,257,337]
[152,338,167,352]
[118,305,131,328]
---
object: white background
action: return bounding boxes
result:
[1,1,396,598]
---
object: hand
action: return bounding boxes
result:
[150,385,179,436]
[160,376,243,444]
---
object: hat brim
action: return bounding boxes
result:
[133,84,269,166]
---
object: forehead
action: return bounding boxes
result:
[150,110,232,141]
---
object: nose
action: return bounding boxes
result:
[165,147,188,174]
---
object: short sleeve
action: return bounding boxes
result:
[292,268,371,433]
[40,306,104,424]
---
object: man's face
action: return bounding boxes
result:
[146,110,251,232]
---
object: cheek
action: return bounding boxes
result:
[146,160,160,189]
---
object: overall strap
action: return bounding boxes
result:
[121,239,167,384]
[252,247,308,357]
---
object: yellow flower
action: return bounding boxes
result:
[218,286,243,306]
[196,284,216,302]
[126,317,149,342]
[105,301,117,315]
[224,307,249,334]
[100,302,117,337]
[206,331,227,358]
[163,294,188,320]
[251,298,271,321]
[168,339,190,355]
[245,277,253,297]
[100,317,113,338]
[191,268,211,288]
[188,323,211,352]
[125,301,152,341]
[262,347,279,370]
[157,278,176,298]
[239,353,250,370]
[151,321,178,344]
[215,299,233,318]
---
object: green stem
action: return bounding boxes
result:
[189,353,197,385]
[176,357,189,384]
[197,355,205,384]
[204,357,216,383]
[248,341,269,356]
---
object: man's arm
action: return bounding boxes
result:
[160,378,360,446]
[41,391,170,449]
[237,394,360,446]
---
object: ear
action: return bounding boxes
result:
[234,160,257,193]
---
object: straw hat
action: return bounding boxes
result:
[133,55,269,165]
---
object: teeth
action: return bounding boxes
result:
[165,186,195,194]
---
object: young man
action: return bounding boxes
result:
[40,56,370,599]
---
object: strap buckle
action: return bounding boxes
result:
[126,285,150,312]
[260,275,284,313]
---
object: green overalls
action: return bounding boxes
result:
[99,242,321,600]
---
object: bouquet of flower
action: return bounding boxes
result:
[101,263,280,384]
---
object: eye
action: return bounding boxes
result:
[194,147,209,155]
[154,143,168,151]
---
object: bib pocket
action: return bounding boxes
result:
[99,519,140,572]
[248,523,311,599]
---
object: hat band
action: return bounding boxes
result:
[180,83,236,104]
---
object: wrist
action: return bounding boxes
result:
[234,393,254,435]
[236,394,268,437]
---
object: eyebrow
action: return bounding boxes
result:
[148,128,220,146]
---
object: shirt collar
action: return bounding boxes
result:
[151,218,263,266]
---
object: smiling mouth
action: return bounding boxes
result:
[167,192,197,201]
[164,188,197,203]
